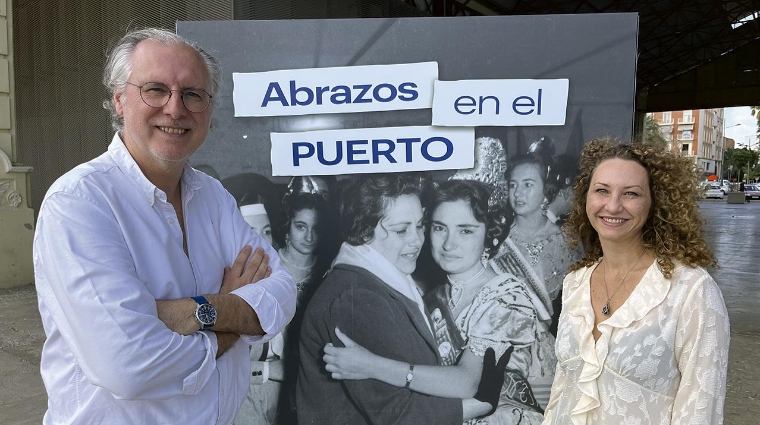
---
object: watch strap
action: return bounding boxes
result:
[405,364,414,388]
[191,295,209,305]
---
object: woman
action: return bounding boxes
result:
[234,176,333,425]
[223,172,281,245]
[297,173,494,425]
[491,153,581,332]
[233,190,279,425]
[238,192,273,245]
[277,175,333,300]
[323,179,553,424]
[543,139,730,425]
[544,154,579,227]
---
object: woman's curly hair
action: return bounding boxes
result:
[337,172,429,246]
[564,138,715,279]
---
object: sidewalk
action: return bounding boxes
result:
[0,283,46,424]
[701,199,760,424]
[1,199,758,424]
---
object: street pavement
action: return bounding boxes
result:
[0,199,758,424]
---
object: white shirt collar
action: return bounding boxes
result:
[107,132,202,206]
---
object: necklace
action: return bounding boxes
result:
[600,249,646,315]
[447,266,487,311]
[279,249,315,271]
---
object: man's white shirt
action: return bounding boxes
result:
[34,133,296,424]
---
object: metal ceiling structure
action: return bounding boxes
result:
[406,0,760,112]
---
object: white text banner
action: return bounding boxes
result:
[432,79,569,126]
[270,126,474,176]
[234,62,438,117]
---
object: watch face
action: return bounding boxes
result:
[196,303,217,325]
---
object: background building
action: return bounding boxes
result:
[650,108,727,179]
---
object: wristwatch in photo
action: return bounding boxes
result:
[191,296,217,330]
[405,364,414,388]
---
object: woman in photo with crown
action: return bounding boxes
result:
[490,140,581,344]
[277,175,334,302]
[234,176,333,425]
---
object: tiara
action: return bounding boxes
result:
[449,137,509,209]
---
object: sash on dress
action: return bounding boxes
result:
[424,283,544,414]
[424,285,466,366]
[489,237,553,322]
[501,368,545,414]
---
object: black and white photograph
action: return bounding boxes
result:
[178,14,637,424]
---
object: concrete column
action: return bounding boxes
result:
[0,0,35,288]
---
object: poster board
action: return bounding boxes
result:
[178,14,637,424]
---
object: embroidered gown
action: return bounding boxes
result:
[426,273,558,425]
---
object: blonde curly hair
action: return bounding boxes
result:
[564,138,715,279]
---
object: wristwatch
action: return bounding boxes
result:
[191,296,217,330]
[405,364,414,388]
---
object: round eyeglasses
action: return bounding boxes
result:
[125,82,213,113]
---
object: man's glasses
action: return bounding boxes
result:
[125,82,213,113]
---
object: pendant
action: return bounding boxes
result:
[602,301,610,315]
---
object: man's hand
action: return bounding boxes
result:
[220,245,271,294]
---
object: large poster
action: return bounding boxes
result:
[179,15,637,425]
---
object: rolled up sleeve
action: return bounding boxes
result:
[226,194,297,344]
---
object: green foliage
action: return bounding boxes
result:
[641,114,669,151]
[725,148,760,181]
[752,107,760,137]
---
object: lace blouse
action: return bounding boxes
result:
[542,260,730,425]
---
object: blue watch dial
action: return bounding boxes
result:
[196,303,216,325]
[192,296,216,329]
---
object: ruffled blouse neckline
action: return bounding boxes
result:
[563,258,671,425]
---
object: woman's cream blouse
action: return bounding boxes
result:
[542,260,730,425]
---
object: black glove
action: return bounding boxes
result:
[474,346,514,416]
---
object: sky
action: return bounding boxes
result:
[724,106,759,149]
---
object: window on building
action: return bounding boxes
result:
[681,143,690,155]
[663,111,672,123]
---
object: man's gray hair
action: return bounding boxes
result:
[102,28,222,131]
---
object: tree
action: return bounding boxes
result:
[723,149,735,180]
[752,106,760,138]
[641,114,669,151]
[729,148,760,182]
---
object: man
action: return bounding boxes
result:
[33,28,296,424]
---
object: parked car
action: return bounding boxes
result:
[745,184,760,201]
[720,182,730,193]
[705,184,725,199]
